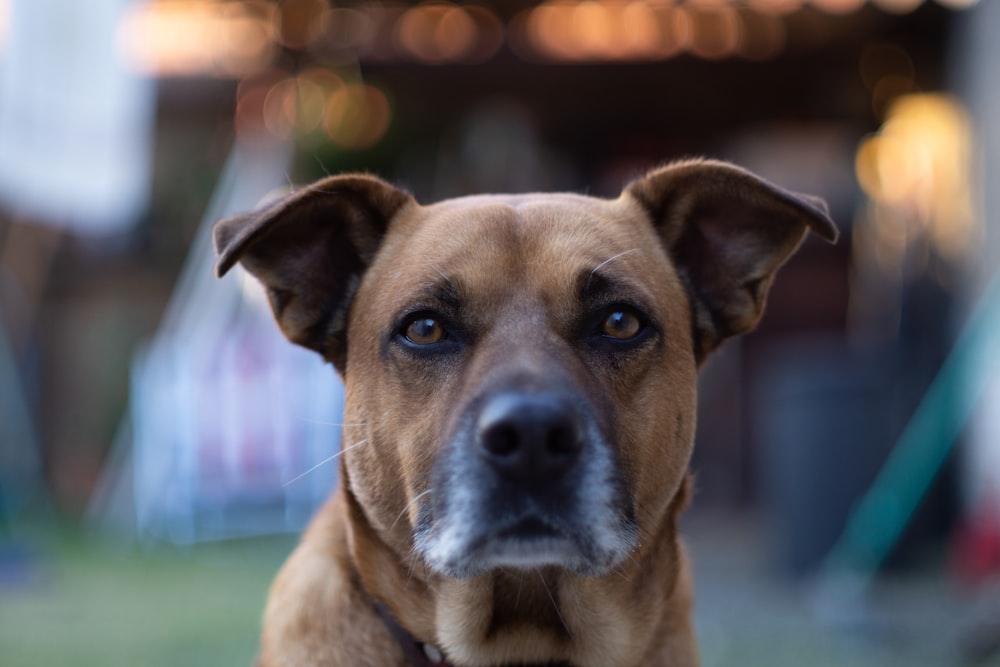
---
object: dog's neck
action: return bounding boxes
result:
[374,598,573,667]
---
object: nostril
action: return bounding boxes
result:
[483,423,519,458]
[547,422,579,458]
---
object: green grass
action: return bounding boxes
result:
[2,517,995,667]
[0,526,294,667]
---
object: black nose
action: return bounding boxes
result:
[476,392,582,483]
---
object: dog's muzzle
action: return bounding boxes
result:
[414,387,638,579]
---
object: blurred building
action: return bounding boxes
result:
[0,0,995,588]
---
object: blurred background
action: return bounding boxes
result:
[1,0,999,665]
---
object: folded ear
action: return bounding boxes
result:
[213,174,415,371]
[625,159,838,362]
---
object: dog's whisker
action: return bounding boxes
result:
[586,248,641,287]
[515,572,524,609]
[313,153,332,177]
[390,489,433,532]
[405,547,423,584]
[536,570,572,639]
[282,439,368,487]
[623,547,642,570]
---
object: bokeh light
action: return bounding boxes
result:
[517,1,769,62]
[686,6,742,60]
[233,69,392,150]
[110,0,985,75]
[395,2,490,64]
[323,83,392,150]
[118,0,275,77]
[856,94,977,266]
[273,0,327,50]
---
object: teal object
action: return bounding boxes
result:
[0,309,42,526]
[821,271,1000,589]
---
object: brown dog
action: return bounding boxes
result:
[214,159,837,667]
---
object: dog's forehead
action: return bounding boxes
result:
[392,192,658,277]
[370,194,666,312]
[356,191,683,336]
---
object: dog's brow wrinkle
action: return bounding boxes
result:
[281,438,368,487]
[417,262,463,309]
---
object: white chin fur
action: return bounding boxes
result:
[417,525,634,579]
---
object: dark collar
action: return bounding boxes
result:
[373,600,572,667]
[374,600,452,667]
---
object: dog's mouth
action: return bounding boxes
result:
[437,513,598,576]
[415,497,638,579]
[497,516,557,541]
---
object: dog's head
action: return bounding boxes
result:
[215,160,836,580]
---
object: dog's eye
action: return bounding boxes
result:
[404,317,446,345]
[601,308,643,340]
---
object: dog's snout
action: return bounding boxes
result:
[476,393,582,482]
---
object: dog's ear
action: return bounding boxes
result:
[213,174,414,370]
[625,159,838,362]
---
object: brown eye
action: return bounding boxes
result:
[602,309,642,340]
[405,317,446,345]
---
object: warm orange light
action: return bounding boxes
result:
[324,84,392,150]
[621,2,664,58]
[462,6,506,63]
[262,76,328,139]
[572,0,616,57]
[395,2,498,64]
[516,1,793,63]
[687,7,742,59]
[856,94,978,262]
[118,1,276,77]
[526,2,578,60]
[870,74,916,118]
[274,0,327,50]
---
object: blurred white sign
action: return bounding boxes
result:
[0,0,154,234]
